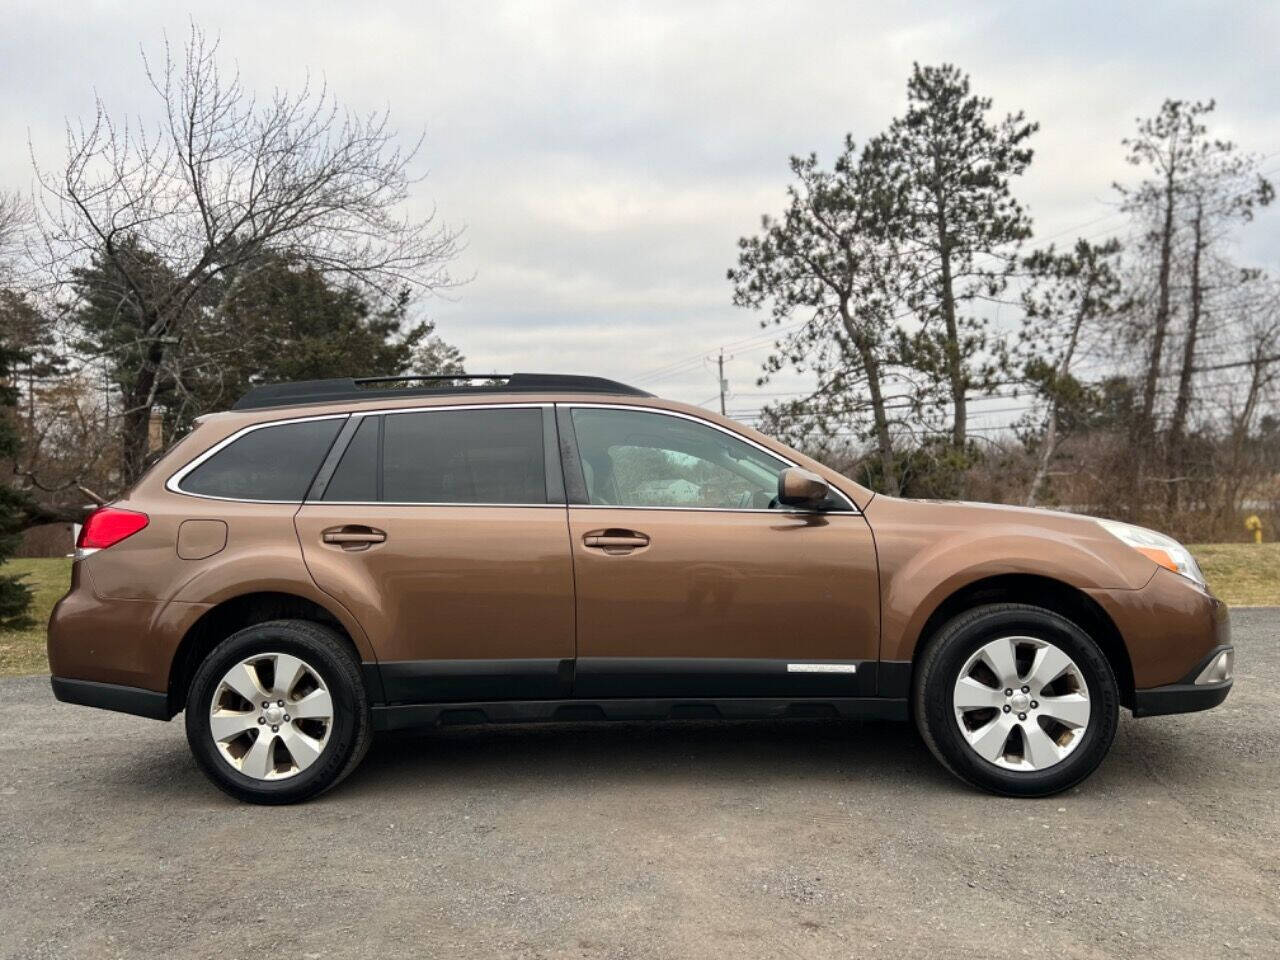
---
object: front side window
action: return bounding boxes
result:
[569,408,790,509]
[178,418,343,501]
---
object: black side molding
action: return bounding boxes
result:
[379,658,573,703]
[372,696,909,732]
[51,677,173,721]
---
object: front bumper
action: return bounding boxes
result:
[1132,644,1234,717]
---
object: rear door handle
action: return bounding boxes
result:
[583,529,650,553]
[322,526,386,550]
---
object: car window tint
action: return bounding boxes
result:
[322,416,379,502]
[570,408,788,509]
[383,408,546,504]
[180,418,343,501]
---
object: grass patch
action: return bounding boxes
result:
[0,544,1273,677]
[0,557,71,677]
[1189,542,1280,607]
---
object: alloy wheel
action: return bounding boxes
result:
[208,652,334,780]
[952,635,1092,771]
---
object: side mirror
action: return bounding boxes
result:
[777,467,830,508]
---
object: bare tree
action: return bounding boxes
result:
[1164,149,1272,491]
[0,190,32,283]
[31,24,461,482]
[1115,100,1209,453]
[1211,282,1280,525]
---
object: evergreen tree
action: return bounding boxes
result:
[881,63,1038,452]
[0,325,34,628]
[71,246,469,452]
[729,137,905,495]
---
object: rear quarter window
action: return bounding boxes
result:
[176,418,344,502]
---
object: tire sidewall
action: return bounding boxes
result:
[185,622,363,804]
[921,607,1119,797]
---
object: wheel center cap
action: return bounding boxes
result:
[263,705,285,726]
[1009,693,1031,713]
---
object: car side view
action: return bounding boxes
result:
[48,373,1234,804]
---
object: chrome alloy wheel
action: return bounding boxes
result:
[952,636,1092,771]
[209,652,334,781]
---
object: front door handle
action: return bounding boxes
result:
[322,526,386,551]
[583,529,650,554]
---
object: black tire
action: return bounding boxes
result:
[185,619,372,805]
[913,603,1119,797]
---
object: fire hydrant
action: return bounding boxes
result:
[1245,514,1263,544]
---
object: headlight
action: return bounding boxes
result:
[1096,519,1206,587]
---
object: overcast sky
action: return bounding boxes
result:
[3,0,1277,420]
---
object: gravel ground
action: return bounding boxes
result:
[2,609,1277,960]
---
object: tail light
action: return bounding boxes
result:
[76,507,149,555]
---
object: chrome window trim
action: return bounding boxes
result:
[166,413,350,504]
[564,402,859,514]
[307,501,564,509]
[165,400,860,514]
[170,402,555,506]
[567,503,861,516]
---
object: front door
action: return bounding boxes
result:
[296,403,575,702]
[560,405,880,699]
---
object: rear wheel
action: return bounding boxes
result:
[185,620,371,804]
[913,603,1119,797]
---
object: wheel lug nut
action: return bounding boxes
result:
[1030,701,1039,709]
[277,700,285,707]
[1018,713,1027,721]
[283,715,290,722]
[1004,689,1013,696]
[1021,686,1029,694]
[1002,705,1011,713]
[262,702,269,709]
[271,724,279,732]
[258,717,266,725]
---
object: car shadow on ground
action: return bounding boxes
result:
[382,714,1227,801]
[120,713,1227,805]
[342,718,961,797]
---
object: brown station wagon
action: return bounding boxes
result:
[48,373,1234,804]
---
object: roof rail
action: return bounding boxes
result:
[231,373,652,411]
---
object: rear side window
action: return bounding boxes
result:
[382,408,546,504]
[178,418,343,502]
[318,407,546,504]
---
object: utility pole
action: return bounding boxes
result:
[716,349,730,416]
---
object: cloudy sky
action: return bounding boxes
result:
[3,0,1277,421]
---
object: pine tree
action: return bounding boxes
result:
[881,64,1037,453]
[0,330,34,629]
[729,137,904,495]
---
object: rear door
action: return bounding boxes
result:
[560,404,881,699]
[295,403,575,703]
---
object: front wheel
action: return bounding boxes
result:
[913,603,1119,797]
[185,620,371,804]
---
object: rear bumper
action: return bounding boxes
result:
[1131,644,1234,718]
[50,676,173,721]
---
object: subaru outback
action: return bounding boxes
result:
[48,373,1233,803]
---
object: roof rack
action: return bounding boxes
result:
[231,373,652,411]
